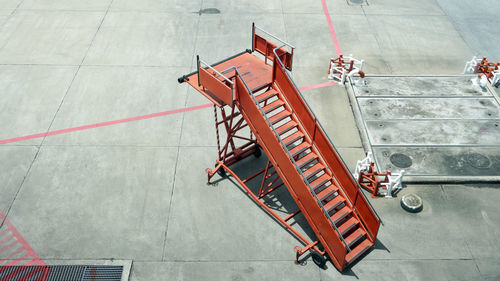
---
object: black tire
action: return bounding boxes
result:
[215,163,226,177]
[311,251,326,268]
[401,193,423,213]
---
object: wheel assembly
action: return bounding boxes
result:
[311,251,326,268]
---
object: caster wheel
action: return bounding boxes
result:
[215,163,226,177]
[311,251,326,268]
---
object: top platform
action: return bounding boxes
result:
[183,51,273,107]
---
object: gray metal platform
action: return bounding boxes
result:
[348,76,500,181]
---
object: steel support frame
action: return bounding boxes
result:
[204,105,324,264]
[206,104,259,182]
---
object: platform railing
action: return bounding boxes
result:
[198,57,235,107]
[252,23,294,70]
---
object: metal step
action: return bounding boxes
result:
[263,100,284,114]
[309,174,330,190]
[344,229,365,248]
[316,184,337,201]
[323,195,344,212]
[256,89,278,103]
[337,217,359,236]
[331,207,351,224]
[346,239,372,264]
[276,120,298,136]
[289,142,311,157]
[269,110,291,125]
[295,152,318,168]
[283,131,304,146]
[302,163,324,179]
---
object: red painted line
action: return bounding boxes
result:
[0,240,18,254]
[321,0,342,56]
[4,246,27,260]
[0,233,15,245]
[0,210,45,267]
[0,228,10,237]
[0,81,330,145]
[480,130,488,133]
[0,103,213,145]
[299,81,336,91]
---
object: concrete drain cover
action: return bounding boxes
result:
[467,153,491,169]
[390,153,412,168]
[401,194,423,213]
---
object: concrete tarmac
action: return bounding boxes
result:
[0,0,499,280]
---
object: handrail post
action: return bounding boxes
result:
[197,55,201,87]
[251,22,255,52]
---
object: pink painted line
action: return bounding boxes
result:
[480,130,488,133]
[0,82,330,145]
[0,210,45,266]
[299,81,336,91]
[321,0,342,56]
[0,240,18,254]
[0,103,213,145]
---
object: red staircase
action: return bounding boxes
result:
[178,24,380,271]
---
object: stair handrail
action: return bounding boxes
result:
[271,47,382,226]
[252,23,295,50]
[198,57,236,107]
[229,65,352,253]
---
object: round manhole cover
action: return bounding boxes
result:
[467,153,491,169]
[390,153,412,168]
[401,194,423,213]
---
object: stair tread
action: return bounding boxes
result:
[346,239,372,264]
[330,207,351,224]
[289,142,311,157]
[302,163,324,179]
[269,110,291,125]
[338,217,359,236]
[295,153,318,168]
[283,131,304,146]
[256,89,278,102]
[323,195,344,212]
[276,120,297,135]
[263,100,284,114]
[309,174,331,190]
[316,184,337,201]
[345,228,365,247]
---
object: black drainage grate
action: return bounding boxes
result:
[0,265,123,281]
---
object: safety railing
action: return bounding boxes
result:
[198,57,235,107]
[252,23,294,71]
[231,65,352,263]
[272,48,381,241]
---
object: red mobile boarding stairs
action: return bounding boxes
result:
[177,24,381,271]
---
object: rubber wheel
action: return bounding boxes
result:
[401,193,423,213]
[253,147,262,158]
[215,163,226,177]
[311,251,326,268]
